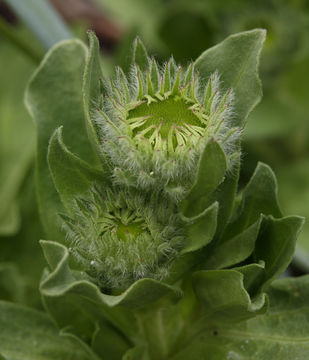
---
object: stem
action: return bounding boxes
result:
[135,306,169,360]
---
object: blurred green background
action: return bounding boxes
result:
[0,0,309,308]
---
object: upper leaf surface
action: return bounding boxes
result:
[195,29,266,126]
[25,39,98,239]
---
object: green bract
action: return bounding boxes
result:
[11,29,306,360]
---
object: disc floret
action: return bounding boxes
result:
[96,57,239,195]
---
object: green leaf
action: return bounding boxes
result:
[180,139,227,217]
[204,217,262,270]
[132,37,149,71]
[192,269,267,324]
[254,215,304,288]
[6,0,72,49]
[48,127,104,214]
[181,202,218,254]
[195,29,266,126]
[171,276,309,360]
[0,301,97,360]
[25,39,99,239]
[226,162,282,238]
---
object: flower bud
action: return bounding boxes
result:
[61,186,183,291]
[96,57,239,198]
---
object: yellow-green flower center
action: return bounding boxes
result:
[128,97,202,139]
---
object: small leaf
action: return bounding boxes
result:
[181,202,218,254]
[225,162,282,238]
[48,127,105,214]
[132,37,149,72]
[192,269,267,323]
[0,301,96,359]
[254,215,304,288]
[180,139,227,217]
[204,217,262,270]
[195,29,266,126]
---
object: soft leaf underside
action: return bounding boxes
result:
[0,301,96,360]
[171,276,309,360]
[25,39,98,239]
[195,29,266,126]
